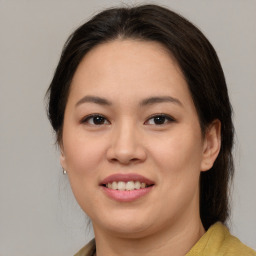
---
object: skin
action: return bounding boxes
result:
[60,39,221,256]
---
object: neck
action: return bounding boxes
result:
[93,217,205,256]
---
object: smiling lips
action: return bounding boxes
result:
[100,173,155,202]
[106,181,147,191]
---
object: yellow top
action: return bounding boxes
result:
[74,222,256,256]
[186,222,256,256]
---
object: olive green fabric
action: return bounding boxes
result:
[74,239,95,256]
[74,222,256,256]
[186,222,256,256]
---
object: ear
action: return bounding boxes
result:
[59,145,68,171]
[200,119,221,172]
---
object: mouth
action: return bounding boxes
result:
[102,181,154,191]
[100,173,155,201]
[100,173,155,189]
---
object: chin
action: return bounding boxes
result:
[101,223,153,239]
[91,207,166,239]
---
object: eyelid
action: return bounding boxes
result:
[81,114,110,125]
[80,113,175,126]
[144,113,176,125]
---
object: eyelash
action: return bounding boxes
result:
[145,114,175,125]
[81,114,110,125]
[81,113,175,126]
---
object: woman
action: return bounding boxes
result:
[46,4,256,256]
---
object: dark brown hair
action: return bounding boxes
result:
[46,4,234,230]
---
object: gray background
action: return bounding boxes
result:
[0,0,255,255]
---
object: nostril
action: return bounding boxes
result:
[106,139,147,164]
[110,157,141,165]
[108,153,140,164]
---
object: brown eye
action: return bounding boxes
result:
[145,114,175,125]
[82,115,110,125]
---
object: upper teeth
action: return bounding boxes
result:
[106,181,147,191]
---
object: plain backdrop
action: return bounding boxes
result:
[0,0,255,255]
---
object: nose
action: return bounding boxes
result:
[106,121,147,165]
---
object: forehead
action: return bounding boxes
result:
[69,39,192,106]
[73,39,179,80]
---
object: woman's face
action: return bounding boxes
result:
[61,40,218,238]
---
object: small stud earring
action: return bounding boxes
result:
[62,168,67,175]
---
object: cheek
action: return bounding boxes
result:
[153,132,202,171]
[62,130,111,213]
[148,127,203,192]
[63,134,107,214]
[149,130,203,215]
[63,131,107,178]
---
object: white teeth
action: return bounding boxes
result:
[112,181,118,190]
[106,181,148,190]
[126,181,135,191]
[134,181,141,189]
[117,181,126,191]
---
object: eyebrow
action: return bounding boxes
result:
[75,95,182,107]
[140,96,183,107]
[75,95,112,107]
